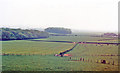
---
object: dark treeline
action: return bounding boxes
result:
[45,27,72,34]
[0,28,49,40]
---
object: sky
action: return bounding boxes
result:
[0,0,119,32]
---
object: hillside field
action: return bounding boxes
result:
[1,36,119,71]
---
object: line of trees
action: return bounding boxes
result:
[0,28,49,40]
[45,27,72,34]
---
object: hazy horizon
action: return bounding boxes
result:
[0,0,119,32]
[1,26,118,33]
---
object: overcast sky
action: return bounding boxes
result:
[0,0,119,32]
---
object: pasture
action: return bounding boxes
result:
[38,36,118,42]
[2,40,74,55]
[1,36,119,71]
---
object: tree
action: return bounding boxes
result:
[1,28,49,40]
[45,27,72,34]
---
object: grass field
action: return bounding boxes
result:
[38,36,118,42]
[2,40,74,55]
[2,55,118,71]
[1,36,119,71]
[67,44,118,70]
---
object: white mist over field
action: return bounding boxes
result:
[0,0,119,32]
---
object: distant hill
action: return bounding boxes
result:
[45,27,72,34]
[101,33,118,37]
[1,28,49,40]
[33,28,44,31]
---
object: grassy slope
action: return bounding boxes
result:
[33,36,118,43]
[67,44,118,71]
[2,40,74,55]
[2,36,119,71]
[3,55,118,71]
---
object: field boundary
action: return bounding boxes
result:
[58,43,79,57]
[68,57,119,66]
[28,39,120,45]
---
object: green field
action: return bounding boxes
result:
[67,44,118,70]
[38,36,118,42]
[2,40,74,55]
[1,36,119,71]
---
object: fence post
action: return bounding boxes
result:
[112,61,114,65]
[80,58,82,61]
[83,58,84,61]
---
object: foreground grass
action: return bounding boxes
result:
[2,55,118,71]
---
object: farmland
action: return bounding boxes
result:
[1,36,119,71]
[33,36,118,43]
[2,40,74,55]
